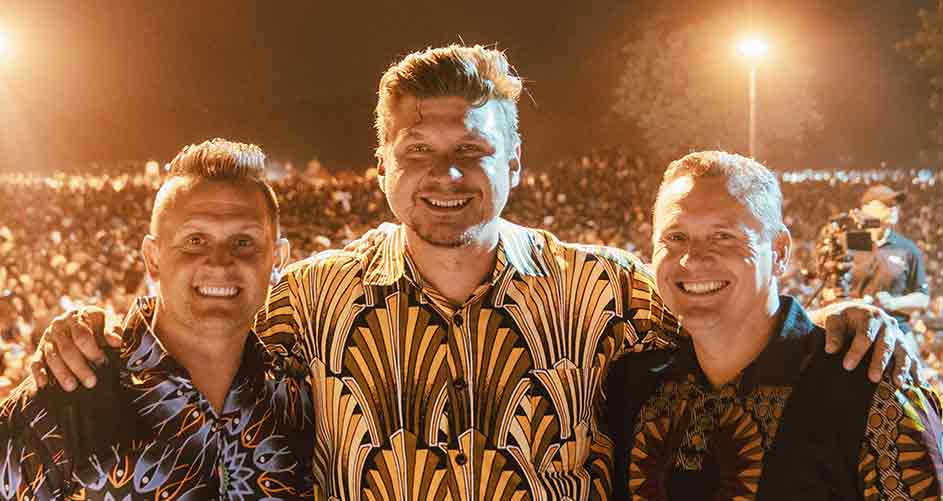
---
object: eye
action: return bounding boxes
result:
[406,143,432,153]
[662,231,687,243]
[231,237,259,255]
[456,144,484,154]
[185,235,206,247]
[712,231,736,240]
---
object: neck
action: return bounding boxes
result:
[693,294,781,389]
[151,303,248,413]
[404,224,500,305]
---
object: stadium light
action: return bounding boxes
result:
[737,37,769,158]
[738,38,769,60]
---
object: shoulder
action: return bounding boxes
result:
[281,248,365,278]
[890,232,924,255]
[520,224,650,275]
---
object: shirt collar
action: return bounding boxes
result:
[362,219,548,287]
[121,296,272,387]
[668,296,820,392]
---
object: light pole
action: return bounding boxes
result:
[738,38,768,158]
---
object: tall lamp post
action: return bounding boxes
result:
[738,37,768,158]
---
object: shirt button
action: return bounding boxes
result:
[455,452,468,466]
[453,314,464,327]
[453,378,467,391]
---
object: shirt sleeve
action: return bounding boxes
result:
[615,255,683,353]
[0,379,73,499]
[255,259,317,368]
[907,244,930,296]
[857,378,943,498]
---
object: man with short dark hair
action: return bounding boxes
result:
[851,184,931,332]
[0,139,315,499]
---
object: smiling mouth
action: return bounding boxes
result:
[421,196,473,210]
[676,280,730,295]
[195,286,240,298]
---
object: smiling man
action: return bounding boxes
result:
[0,139,315,499]
[32,47,917,500]
[607,151,943,500]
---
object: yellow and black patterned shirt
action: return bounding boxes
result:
[255,220,681,500]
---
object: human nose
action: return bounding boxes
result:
[429,156,465,182]
[678,239,712,269]
[206,242,235,267]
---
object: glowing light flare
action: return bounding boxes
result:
[0,29,8,62]
[738,38,769,61]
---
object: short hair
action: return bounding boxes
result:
[150,138,280,238]
[654,151,786,238]
[374,44,523,158]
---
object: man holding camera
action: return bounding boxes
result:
[850,185,930,333]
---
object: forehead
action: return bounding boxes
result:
[390,95,506,144]
[863,200,894,211]
[159,180,271,234]
[655,176,760,229]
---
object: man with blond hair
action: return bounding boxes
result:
[608,151,942,499]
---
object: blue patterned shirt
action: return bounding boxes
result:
[0,296,315,500]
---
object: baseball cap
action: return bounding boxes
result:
[861,185,905,206]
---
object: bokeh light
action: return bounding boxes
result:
[738,37,769,60]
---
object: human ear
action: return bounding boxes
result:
[141,235,160,282]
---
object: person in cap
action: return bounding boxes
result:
[851,184,930,333]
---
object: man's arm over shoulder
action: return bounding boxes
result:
[858,377,943,498]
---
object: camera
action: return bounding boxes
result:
[808,210,881,304]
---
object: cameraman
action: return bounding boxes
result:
[850,185,930,333]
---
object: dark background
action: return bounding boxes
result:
[0,0,935,172]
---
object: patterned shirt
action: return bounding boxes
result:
[0,297,316,500]
[254,220,681,500]
[619,296,943,499]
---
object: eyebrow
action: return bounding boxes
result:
[174,220,266,235]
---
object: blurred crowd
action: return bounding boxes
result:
[1,152,942,395]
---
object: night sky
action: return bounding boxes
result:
[0,0,936,172]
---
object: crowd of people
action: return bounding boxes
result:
[1,153,942,395]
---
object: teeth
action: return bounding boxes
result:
[426,197,470,208]
[679,281,728,295]
[197,286,239,297]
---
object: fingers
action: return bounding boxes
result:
[103,327,123,348]
[42,341,77,391]
[29,352,49,388]
[868,324,896,383]
[823,313,845,353]
[841,309,883,371]
[36,308,111,391]
[892,340,912,387]
[73,313,107,366]
[49,321,100,389]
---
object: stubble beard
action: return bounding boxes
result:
[411,221,482,248]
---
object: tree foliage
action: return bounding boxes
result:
[898,0,943,148]
[612,14,823,163]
